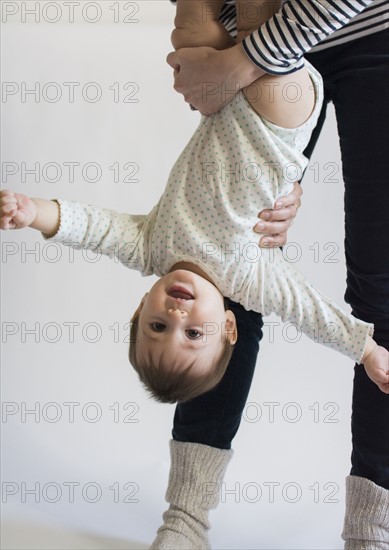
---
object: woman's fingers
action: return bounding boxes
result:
[258,233,287,248]
[257,196,302,223]
[253,218,291,235]
[256,205,296,226]
[254,208,294,248]
[254,182,303,248]
[166,51,180,70]
[275,181,303,209]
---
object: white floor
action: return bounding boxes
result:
[2,519,147,550]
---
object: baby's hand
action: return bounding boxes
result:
[0,189,37,230]
[363,344,389,394]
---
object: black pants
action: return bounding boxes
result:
[173,29,389,490]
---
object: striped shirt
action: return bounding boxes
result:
[171,0,388,74]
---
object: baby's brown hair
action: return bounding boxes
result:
[129,308,235,404]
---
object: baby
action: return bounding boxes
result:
[1,0,388,404]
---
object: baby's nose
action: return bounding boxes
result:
[167,307,187,317]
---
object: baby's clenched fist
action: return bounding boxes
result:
[0,189,37,230]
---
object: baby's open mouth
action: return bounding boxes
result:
[167,286,194,300]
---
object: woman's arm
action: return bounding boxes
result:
[171,0,235,50]
[174,0,224,28]
[168,0,375,114]
[242,0,375,75]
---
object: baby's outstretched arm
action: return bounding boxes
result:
[1,189,149,271]
[362,338,389,394]
[0,189,60,236]
[247,247,388,395]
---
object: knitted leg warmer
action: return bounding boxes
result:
[342,475,389,549]
[150,440,233,550]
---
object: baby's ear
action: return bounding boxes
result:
[131,293,148,322]
[225,310,238,345]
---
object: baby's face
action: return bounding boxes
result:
[135,269,236,373]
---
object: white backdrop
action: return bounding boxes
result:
[2,2,353,549]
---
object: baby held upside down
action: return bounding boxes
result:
[1,70,388,404]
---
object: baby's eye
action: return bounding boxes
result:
[150,322,166,332]
[186,329,202,340]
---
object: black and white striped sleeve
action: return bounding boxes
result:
[242,0,374,74]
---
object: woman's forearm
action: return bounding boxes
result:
[174,0,224,28]
[171,1,235,51]
[242,0,375,75]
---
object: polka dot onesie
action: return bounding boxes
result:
[46,60,373,363]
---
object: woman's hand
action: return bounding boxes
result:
[0,189,37,230]
[253,182,303,247]
[166,42,264,116]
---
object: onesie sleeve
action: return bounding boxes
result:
[42,199,154,274]
[240,248,374,364]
